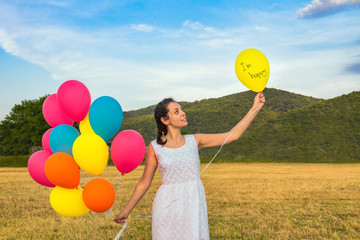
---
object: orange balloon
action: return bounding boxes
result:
[44,152,80,189]
[82,178,115,213]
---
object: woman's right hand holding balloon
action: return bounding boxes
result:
[253,92,266,109]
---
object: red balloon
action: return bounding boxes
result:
[43,94,74,127]
[42,128,53,153]
[111,130,145,174]
[82,178,115,213]
[44,152,80,189]
[28,150,55,187]
[57,80,91,122]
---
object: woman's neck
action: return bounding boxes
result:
[163,128,183,144]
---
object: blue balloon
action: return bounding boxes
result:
[49,124,80,156]
[89,96,123,142]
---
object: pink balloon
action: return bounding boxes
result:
[111,130,145,174]
[28,150,55,187]
[57,80,91,122]
[43,94,74,127]
[42,128,53,153]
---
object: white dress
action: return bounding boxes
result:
[151,134,210,240]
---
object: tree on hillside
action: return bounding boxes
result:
[0,95,49,155]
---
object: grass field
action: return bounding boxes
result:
[1,163,360,239]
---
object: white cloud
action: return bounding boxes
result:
[297,0,360,18]
[0,29,17,54]
[183,20,203,30]
[45,1,69,7]
[130,24,154,32]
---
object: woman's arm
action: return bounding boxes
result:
[194,92,266,150]
[113,143,158,223]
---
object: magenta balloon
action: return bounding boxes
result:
[43,94,74,127]
[111,130,146,174]
[42,128,53,153]
[28,150,55,187]
[57,80,91,122]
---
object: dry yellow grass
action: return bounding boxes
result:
[1,163,360,239]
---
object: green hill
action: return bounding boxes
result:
[121,88,360,162]
[121,88,322,138]
[1,88,359,167]
[120,88,359,163]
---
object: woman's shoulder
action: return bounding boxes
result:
[184,134,197,144]
[190,134,201,146]
[150,139,161,155]
[183,134,193,139]
[150,138,166,150]
[150,139,158,146]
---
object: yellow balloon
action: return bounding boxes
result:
[234,48,270,92]
[72,133,109,175]
[79,113,95,134]
[50,186,89,217]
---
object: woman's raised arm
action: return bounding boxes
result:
[194,92,265,150]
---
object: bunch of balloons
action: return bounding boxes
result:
[27,80,146,217]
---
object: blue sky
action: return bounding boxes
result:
[0,0,359,121]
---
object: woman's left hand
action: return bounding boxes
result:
[253,92,266,109]
[113,210,129,224]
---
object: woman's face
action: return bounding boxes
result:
[165,102,188,128]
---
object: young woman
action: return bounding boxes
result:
[114,92,266,239]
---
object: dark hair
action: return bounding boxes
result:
[154,98,175,146]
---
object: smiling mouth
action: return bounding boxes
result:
[182,118,187,122]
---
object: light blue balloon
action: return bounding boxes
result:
[49,124,80,156]
[89,96,123,142]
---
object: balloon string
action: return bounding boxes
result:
[113,106,260,238]
[80,170,91,187]
[200,131,233,175]
[85,171,91,184]
[136,215,153,218]
[111,174,127,239]
[79,170,86,187]
[116,174,122,196]
[113,220,128,240]
[106,163,109,178]
[200,105,259,175]
[105,209,113,219]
